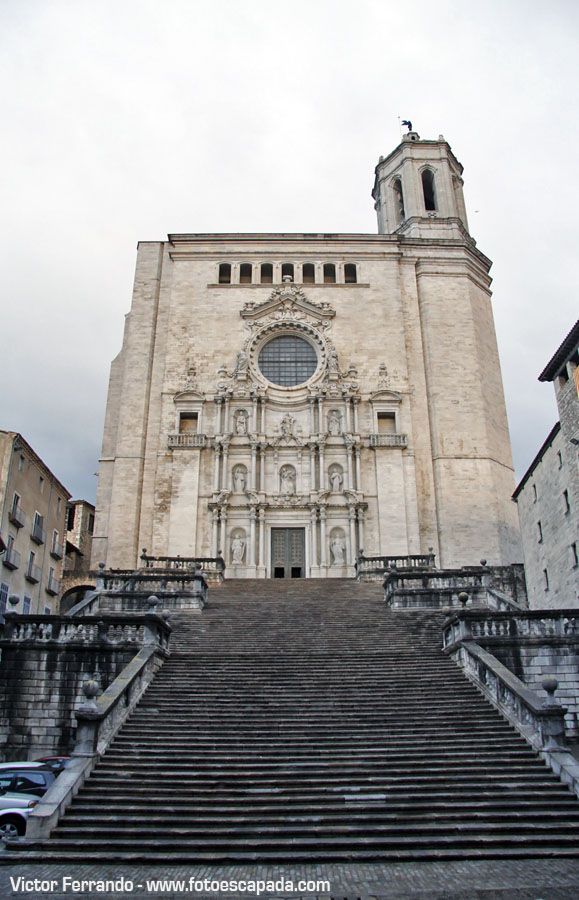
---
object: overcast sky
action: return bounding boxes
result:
[1,0,578,503]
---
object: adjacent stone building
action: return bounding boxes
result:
[92,132,522,577]
[0,432,70,614]
[513,321,579,608]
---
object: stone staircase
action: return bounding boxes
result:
[31,580,579,860]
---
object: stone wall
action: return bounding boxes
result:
[0,643,136,760]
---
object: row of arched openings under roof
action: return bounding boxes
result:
[218,262,357,285]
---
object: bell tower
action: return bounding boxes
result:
[372,131,469,238]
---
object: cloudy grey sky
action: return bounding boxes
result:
[1,0,577,503]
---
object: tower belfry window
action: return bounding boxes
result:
[240,263,252,284]
[281,263,294,281]
[422,170,437,211]
[344,264,357,283]
[393,178,405,223]
[218,263,231,284]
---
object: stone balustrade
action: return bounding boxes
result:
[94,563,210,610]
[0,612,171,651]
[368,433,408,448]
[167,433,206,448]
[139,551,225,583]
[443,608,579,739]
[356,552,435,581]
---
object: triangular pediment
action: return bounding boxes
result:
[241,284,335,324]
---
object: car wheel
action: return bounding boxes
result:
[0,816,24,838]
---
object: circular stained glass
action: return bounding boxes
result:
[258,335,318,387]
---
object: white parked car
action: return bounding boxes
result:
[0,805,35,839]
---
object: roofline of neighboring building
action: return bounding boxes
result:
[68,499,95,509]
[512,421,561,500]
[0,430,72,500]
[538,319,579,382]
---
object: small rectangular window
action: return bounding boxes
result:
[0,583,8,614]
[23,596,31,615]
[39,475,44,493]
[537,521,543,543]
[344,263,357,283]
[302,263,315,284]
[544,568,549,591]
[179,413,198,434]
[239,263,252,284]
[44,606,51,615]
[18,455,24,471]
[532,483,537,502]
[557,450,563,468]
[88,513,95,535]
[377,412,396,434]
[67,505,76,531]
[564,490,571,514]
[572,543,578,568]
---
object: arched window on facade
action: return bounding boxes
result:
[240,263,252,284]
[261,263,273,284]
[281,263,294,281]
[344,264,357,284]
[323,263,336,284]
[392,178,405,223]
[218,263,231,284]
[302,263,315,284]
[421,169,437,212]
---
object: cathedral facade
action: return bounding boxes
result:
[92,132,521,577]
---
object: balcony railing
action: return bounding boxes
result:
[8,505,25,529]
[50,540,64,560]
[25,563,41,584]
[167,434,206,449]
[368,433,408,448]
[31,524,46,545]
[139,552,225,583]
[45,574,60,596]
[2,547,21,570]
[356,552,435,581]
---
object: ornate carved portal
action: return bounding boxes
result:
[208,283,367,578]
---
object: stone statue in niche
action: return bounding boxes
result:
[328,411,341,435]
[330,536,345,566]
[328,348,339,374]
[231,536,245,564]
[280,413,296,437]
[235,410,248,434]
[233,467,246,493]
[232,351,249,381]
[280,465,296,494]
[329,467,343,493]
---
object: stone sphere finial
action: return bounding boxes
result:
[8,595,19,608]
[542,676,559,702]
[480,559,487,567]
[146,595,160,611]
[458,591,469,607]
[98,562,105,571]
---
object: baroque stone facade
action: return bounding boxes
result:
[92,132,521,577]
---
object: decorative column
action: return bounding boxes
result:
[310,507,318,567]
[352,398,360,433]
[215,398,223,434]
[319,507,327,568]
[252,396,258,433]
[221,439,230,491]
[317,397,323,434]
[211,509,219,557]
[318,439,326,491]
[354,444,361,491]
[258,508,266,571]
[357,507,365,555]
[348,507,357,565]
[309,397,316,433]
[344,397,351,433]
[249,508,256,567]
[345,438,353,489]
[223,395,231,434]
[309,443,316,492]
[259,444,266,491]
[250,439,258,490]
[212,442,221,492]
[219,508,227,561]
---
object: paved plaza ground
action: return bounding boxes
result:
[1,859,579,900]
